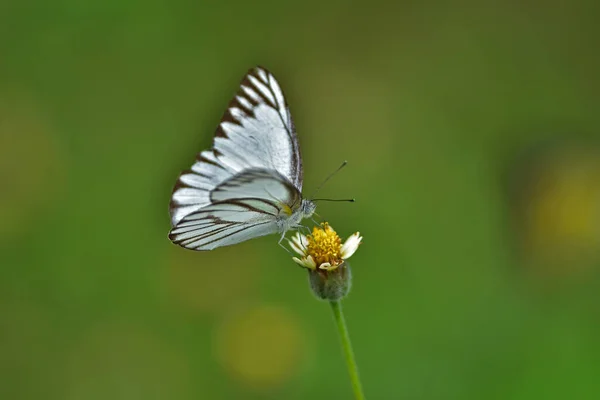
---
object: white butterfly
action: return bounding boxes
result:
[168,66,316,251]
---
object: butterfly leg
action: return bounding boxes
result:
[278,240,292,255]
[278,232,293,255]
[295,224,311,235]
[278,231,290,246]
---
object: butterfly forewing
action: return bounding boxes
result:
[169,67,303,227]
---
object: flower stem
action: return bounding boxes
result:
[329,300,365,400]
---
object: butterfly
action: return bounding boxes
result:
[168,66,317,251]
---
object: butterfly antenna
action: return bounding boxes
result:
[312,198,355,202]
[309,160,348,199]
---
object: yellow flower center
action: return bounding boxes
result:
[306,223,342,267]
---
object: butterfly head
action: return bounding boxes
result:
[284,198,316,233]
[300,198,317,218]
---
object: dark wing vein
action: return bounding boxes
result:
[168,198,281,251]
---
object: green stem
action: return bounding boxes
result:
[330,300,366,400]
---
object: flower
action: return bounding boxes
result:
[289,223,362,271]
[288,223,362,301]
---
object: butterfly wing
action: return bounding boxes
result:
[169,67,303,227]
[168,201,281,251]
[170,169,301,250]
[210,168,301,207]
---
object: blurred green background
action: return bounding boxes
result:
[2,1,600,399]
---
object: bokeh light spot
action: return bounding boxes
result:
[213,304,306,391]
[511,141,600,276]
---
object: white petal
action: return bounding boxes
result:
[305,255,317,269]
[292,256,316,269]
[300,233,309,248]
[318,262,338,271]
[291,231,303,245]
[288,239,304,256]
[291,232,308,253]
[292,257,308,267]
[340,232,362,259]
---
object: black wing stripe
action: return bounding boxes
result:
[209,169,299,207]
[195,223,272,248]
[175,221,272,249]
[213,169,285,187]
[170,219,222,232]
[176,199,280,222]
[235,95,254,113]
[247,75,277,108]
[228,199,281,215]
[180,224,238,243]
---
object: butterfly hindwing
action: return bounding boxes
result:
[170,168,301,250]
[210,168,301,207]
[168,199,281,251]
[169,67,303,227]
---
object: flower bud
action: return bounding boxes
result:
[307,261,352,301]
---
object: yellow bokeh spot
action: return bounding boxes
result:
[520,146,600,272]
[531,168,599,244]
[213,304,306,391]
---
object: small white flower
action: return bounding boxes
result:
[288,223,362,271]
